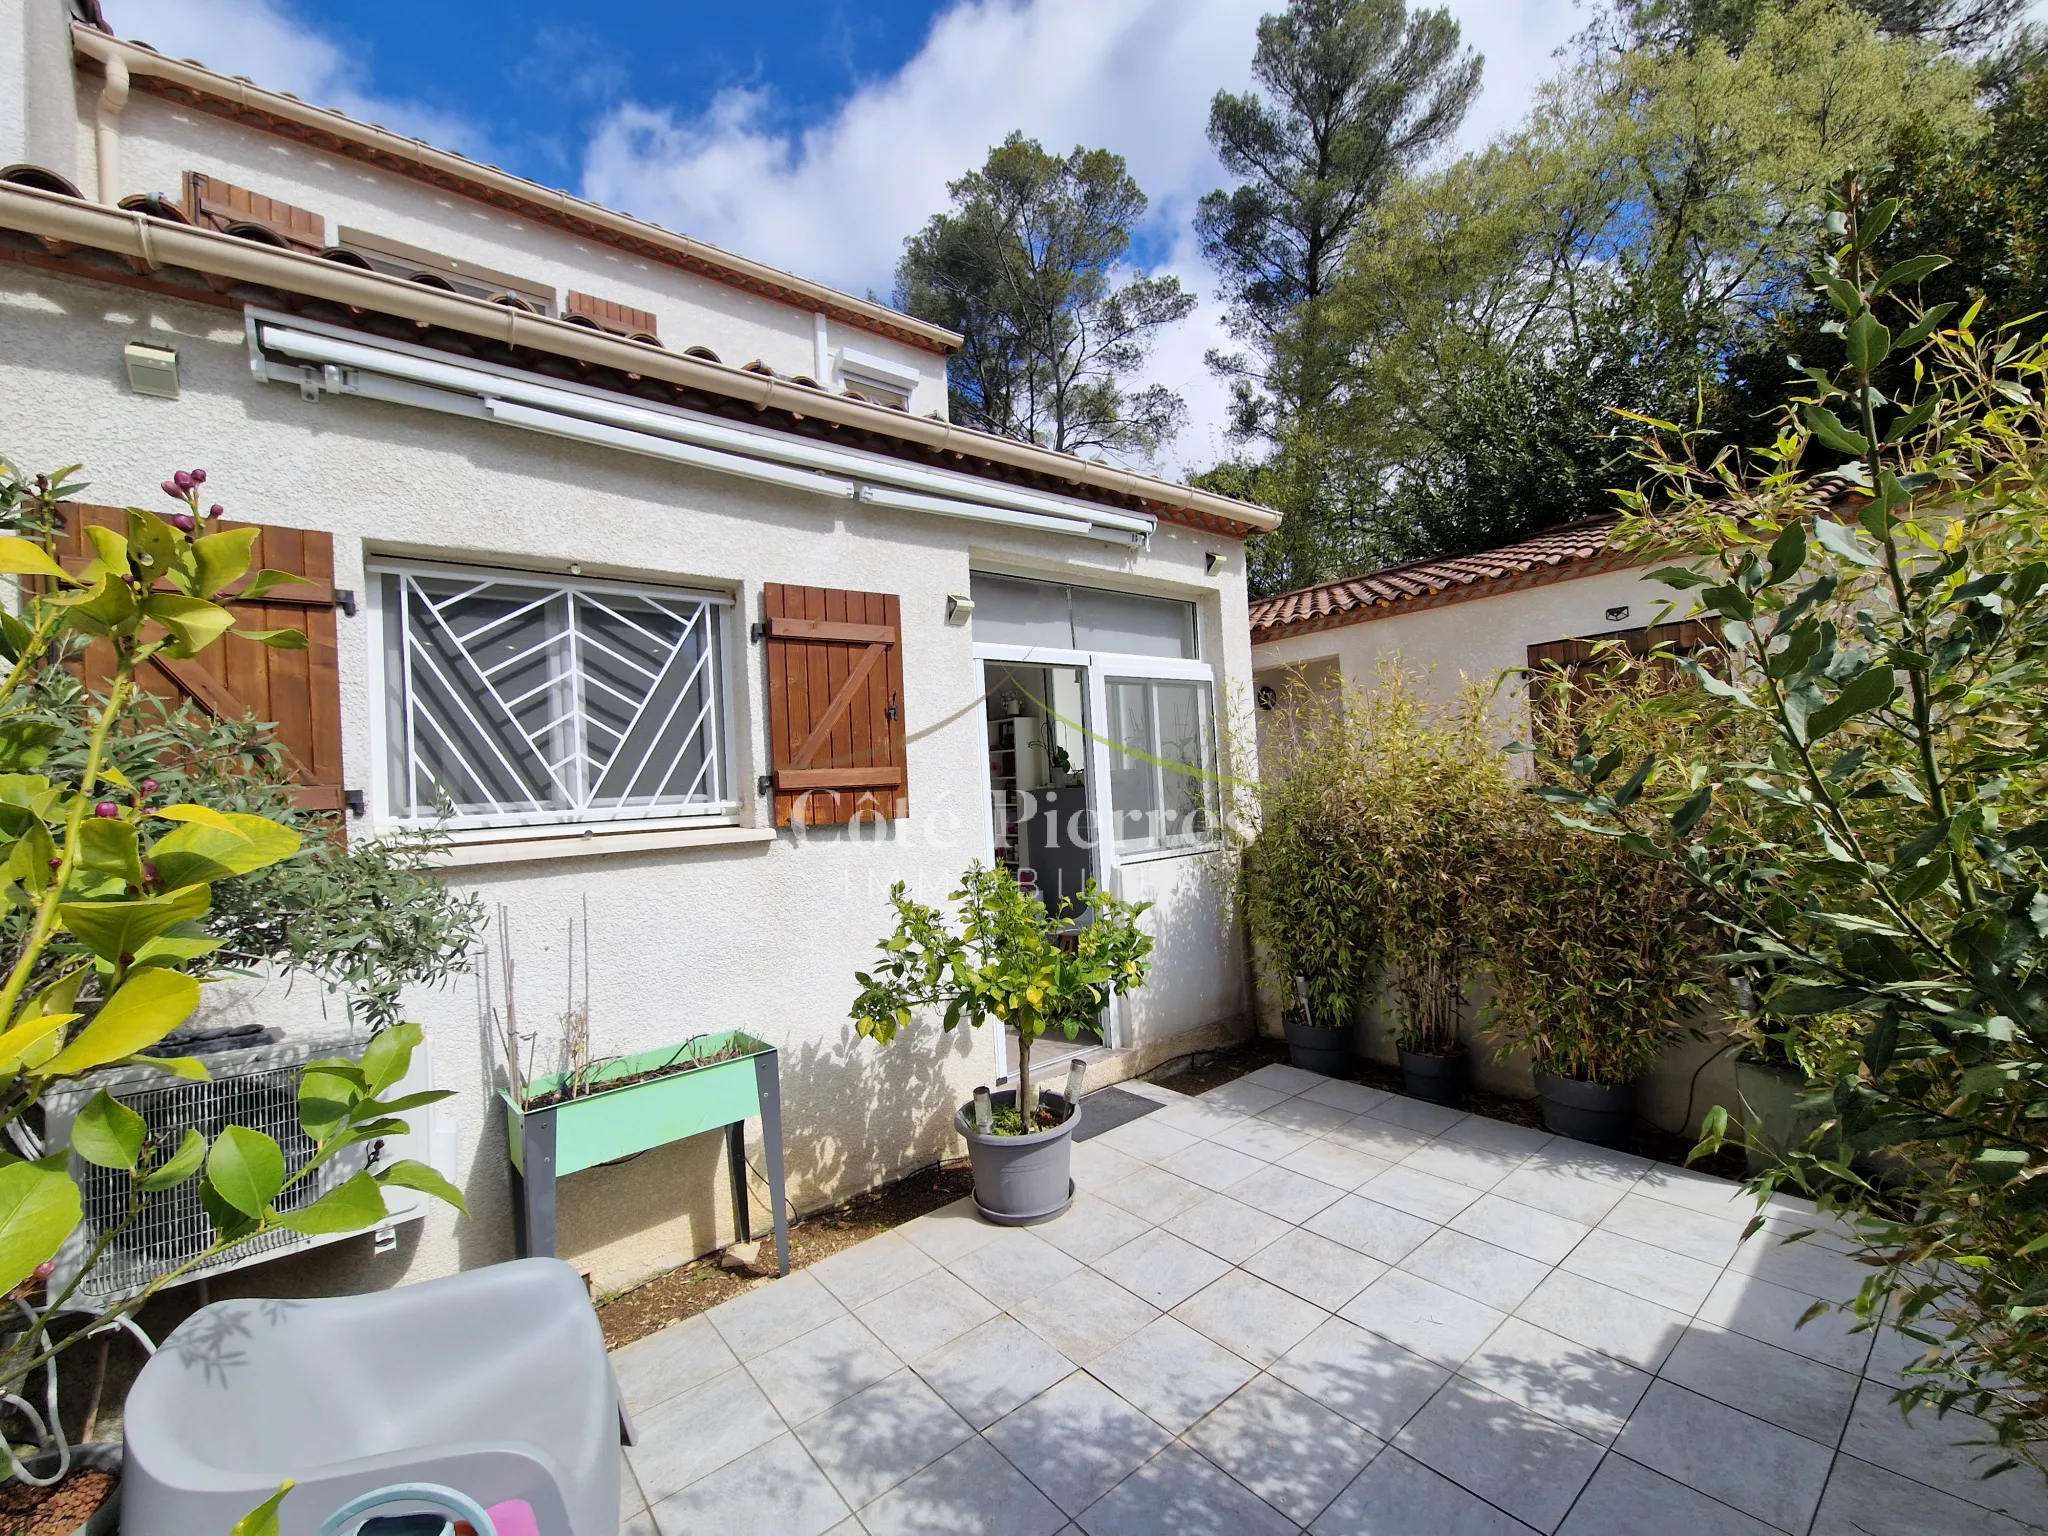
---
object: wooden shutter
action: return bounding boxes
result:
[1526,619,1720,741]
[51,506,346,812]
[763,584,907,827]
[183,172,327,254]
[565,290,660,341]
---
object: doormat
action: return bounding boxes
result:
[1074,1086,1163,1142]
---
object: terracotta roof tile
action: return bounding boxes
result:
[1249,516,1629,638]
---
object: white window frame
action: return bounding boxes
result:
[971,641,1222,1078]
[365,559,739,838]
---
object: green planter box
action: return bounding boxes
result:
[501,1030,788,1275]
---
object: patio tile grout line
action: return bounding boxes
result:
[635,1069,2017,1536]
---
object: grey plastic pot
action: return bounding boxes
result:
[1284,1014,1352,1077]
[1536,1072,1636,1147]
[955,1089,1077,1226]
[1398,1046,1470,1107]
[1735,1058,1831,1175]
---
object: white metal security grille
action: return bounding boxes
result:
[378,565,733,828]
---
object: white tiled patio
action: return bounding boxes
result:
[609,1063,2048,1535]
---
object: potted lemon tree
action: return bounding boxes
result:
[852,865,1152,1225]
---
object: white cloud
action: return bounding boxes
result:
[96,0,480,154]
[101,0,1585,476]
[583,0,1584,474]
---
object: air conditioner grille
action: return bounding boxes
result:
[46,1032,373,1310]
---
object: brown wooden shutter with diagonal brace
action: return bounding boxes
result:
[183,172,327,255]
[50,506,346,812]
[763,584,907,827]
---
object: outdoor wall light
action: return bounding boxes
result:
[1206,551,1227,576]
[946,592,975,625]
[124,340,178,399]
[1605,605,1631,623]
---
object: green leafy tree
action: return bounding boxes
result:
[1255,0,1978,589]
[895,134,1195,460]
[0,460,466,1473]
[1198,0,1481,591]
[1545,179,2048,1466]
[850,866,1152,1128]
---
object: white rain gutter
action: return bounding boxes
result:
[250,318,1152,546]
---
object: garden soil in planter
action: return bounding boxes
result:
[1537,1072,1636,1147]
[1284,1013,1351,1077]
[1398,1046,1470,1107]
[3,1444,120,1536]
[956,1089,1076,1226]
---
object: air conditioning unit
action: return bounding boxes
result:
[41,1030,439,1313]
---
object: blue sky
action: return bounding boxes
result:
[205,3,954,189]
[101,0,1586,470]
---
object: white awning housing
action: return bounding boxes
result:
[247,314,1154,547]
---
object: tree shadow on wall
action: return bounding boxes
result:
[756,1019,977,1222]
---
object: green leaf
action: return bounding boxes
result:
[0,1155,80,1293]
[298,1065,360,1144]
[230,1483,295,1536]
[40,967,200,1076]
[1766,521,1808,586]
[1845,312,1892,373]
[1861,198,1900,245]
[237,568,310,602]
[1671,786,1714,836]
[190,527,259,599]
[1893,303,1956,352]
[0,1011,74,1075]
[274,1172,387,1235]
[1874,255,1948,294]
[205,1125,286,1218]
[1646,566,1713,590]
[1814,517,1880,568]
[1805,405,1869,456]
[360,1021,423,1096]
[0,537,72,582]
[60,885,210,964]
[1971,1147,2031,1182]
[140,1128,207,1192]
[230,627,310,650]
[376,1158,467,1215]
[143,594,236,658]
[148,813,300,890]
[76,816,146,887]
[70,1089,146,1170]
[1807,667,1898,740]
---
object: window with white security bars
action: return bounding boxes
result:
[373,564,734,829]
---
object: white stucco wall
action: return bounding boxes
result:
[1252,565,1698,721]
[0,266,1253,1298]
[1249,567,1736,1139]
[0,0,77,174]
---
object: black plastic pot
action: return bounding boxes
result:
[1537,1072,1636,1146]
[955,1089,1077,1226]
[1284,1014,1351,1076]
[1398,1046,1470,1107]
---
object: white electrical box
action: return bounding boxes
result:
[124,340,179,398]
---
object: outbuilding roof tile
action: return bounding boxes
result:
[1249,516,1630,638]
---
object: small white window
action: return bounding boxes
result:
[1106,676,1219,856]
[374,564,734,830]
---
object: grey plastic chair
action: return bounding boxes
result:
[123,1259,623,1536]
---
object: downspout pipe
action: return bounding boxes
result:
[93,53,128,206]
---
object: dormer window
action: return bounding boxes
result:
[838,346,919,411]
